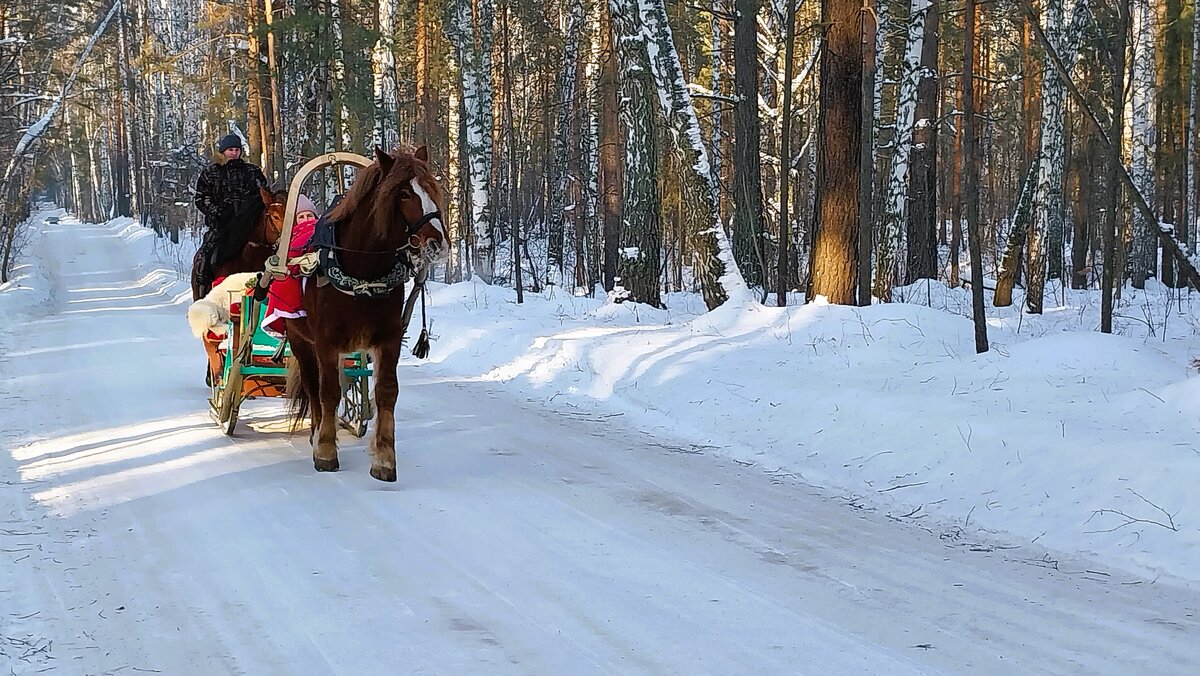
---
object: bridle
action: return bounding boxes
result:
[247,200,286,250]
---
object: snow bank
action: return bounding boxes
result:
[0,207,61,318]
[409,278,1200,585]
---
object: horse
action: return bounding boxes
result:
[284,146,446,482]
[189,187,286,385]
[190,187,287,301]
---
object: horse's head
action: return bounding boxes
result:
[259,187,287,245]
[371,146,447,268]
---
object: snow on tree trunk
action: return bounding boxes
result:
[638,0,751,309]
[993,165,1037,307]
[873,0,929,302]
[446,0,495,282]
[548,0,585,280]
[607,0,662,307]
[1024,0,1065,314]
[1130,0,1157,288]
[372,0,400,151]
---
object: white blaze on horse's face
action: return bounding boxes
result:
[410,178,444,237]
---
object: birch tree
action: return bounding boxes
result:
[607,0,661,306]
[1023,0,1066,314]
[373,0,400,150]
[446,0,496,281]
[874,0,930,302]
[1129,0,1157,287]
[639,0,751,309]
[994,0,1090,309]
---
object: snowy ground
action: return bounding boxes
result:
[1,210,1198,674]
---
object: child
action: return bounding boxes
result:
[261,194,320,337]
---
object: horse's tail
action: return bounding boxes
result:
[285,354,310,435]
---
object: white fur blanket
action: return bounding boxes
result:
[186,273,258,339]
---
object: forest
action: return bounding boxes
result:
[3,0,1199,348]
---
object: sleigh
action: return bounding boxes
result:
[208,152,376,436]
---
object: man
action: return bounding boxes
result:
[193,133,269,290]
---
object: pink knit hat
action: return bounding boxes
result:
[295,194,318,221]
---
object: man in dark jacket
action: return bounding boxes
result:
[194,133,270,288]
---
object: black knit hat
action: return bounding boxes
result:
[217,134,243,152]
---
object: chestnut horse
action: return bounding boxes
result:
[190,187,287,301]
[285,146,446,481]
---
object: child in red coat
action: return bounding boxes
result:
[262,194,319,337]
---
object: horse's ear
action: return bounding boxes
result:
[374,147,394,172]
[414,145,429,163]
[259,186,272,205]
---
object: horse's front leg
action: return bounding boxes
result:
[312,347,343,472]
[369,343,401,482]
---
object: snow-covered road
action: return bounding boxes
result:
[1,218,1197,674]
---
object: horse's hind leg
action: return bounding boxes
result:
[313,345,343,472]
[368,343,401,482]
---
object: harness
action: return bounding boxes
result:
[302,210,440,299]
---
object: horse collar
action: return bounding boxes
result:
[310,215,411,298]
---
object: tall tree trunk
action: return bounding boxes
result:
[607,0,661,306]
[950,80,962,287]
[502,0,522,301]
[1102,2,1128,333]
[1129,0,1157,288]
[709,3,723,209]
[264,0,284,181]
[1024,0,1065,314]
[809,0,863,305]
[447,0,496,281]
[874,0,930,301]
[993,166,1037,306]
[548,0,585,279]
[857,1,878,306]
[640,0,749,309]
[776,0,798,305]
[905,0,939,284]
[1190,0,1200,256]
[1069,128,1091,289]
[732,0,765,289]
[1162,0,1185,286]
[373,0,400,151]
[964,0,988,351]
[599,10,622,293]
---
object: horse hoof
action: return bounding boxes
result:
[313,457,339,472]
[370,465,397,482]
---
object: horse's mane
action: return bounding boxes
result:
[327,146,427,240]
[212,192,273,266]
